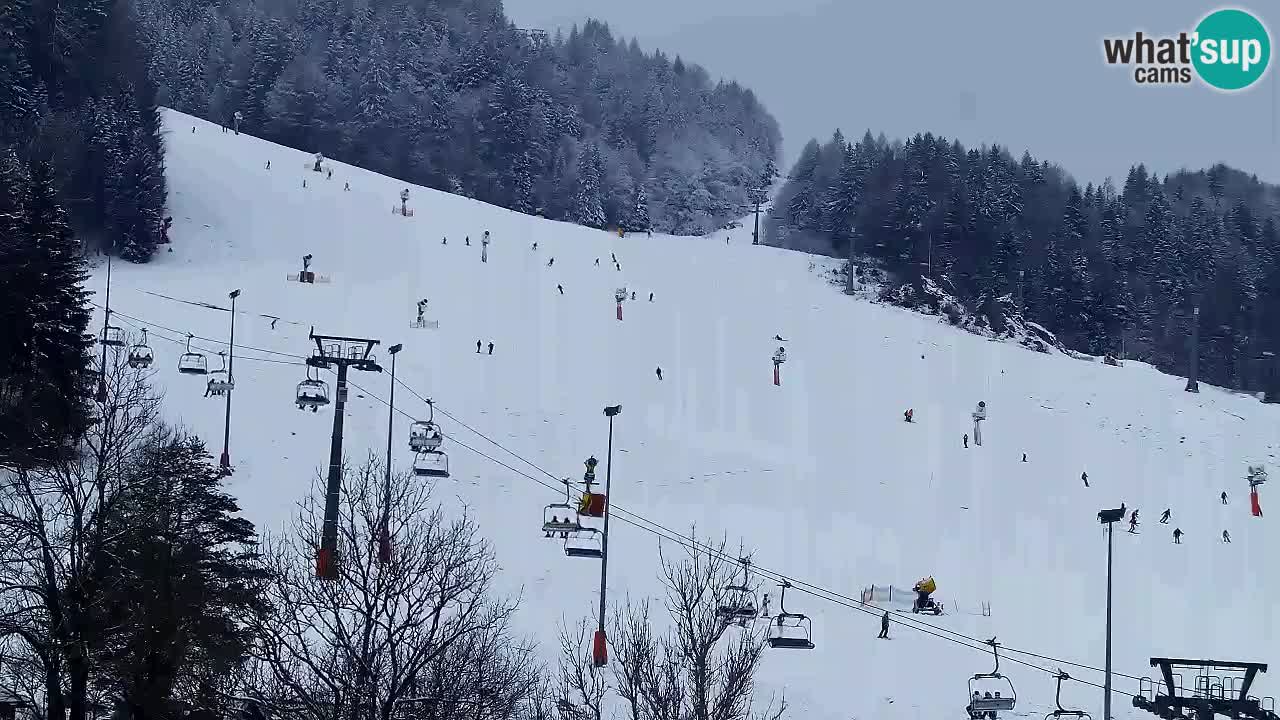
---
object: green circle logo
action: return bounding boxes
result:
[1192,8,1271,90]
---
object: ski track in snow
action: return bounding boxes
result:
[86,110,1280,720]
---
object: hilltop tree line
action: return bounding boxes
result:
[0,0,167,262]
[775,129,1280,391]
[133,0,781,235]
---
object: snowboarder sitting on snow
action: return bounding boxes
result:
[904,409,914,423]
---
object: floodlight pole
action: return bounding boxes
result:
[97,253,113,404]
[595,404,622,666]
[380,343,402,564]
[309,330,382,580]
[752,194,762,245]
[1185,304,1200,393]
[1098,506,1124,720]
[220,288,240,472]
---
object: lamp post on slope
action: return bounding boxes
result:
[379,343,402,565]
[593,404,622,667]
[1098,505,1126,720]
[220,288,240,472]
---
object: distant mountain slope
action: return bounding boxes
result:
[91,109,1280,720]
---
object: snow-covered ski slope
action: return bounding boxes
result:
[91,110,1280,719]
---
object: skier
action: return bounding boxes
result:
[1223,530,1232,543]
[557,284,564,295]
[616,263,621,271]
[303,179,307,188]
[193,125,197,133]
[1082,471,1089,488]
[265,160,271,170]
[1222,491,1229,505]
[232,110,242,134]
[442,237,448,245]
[476,340,482,354]
[656,367,663,381]
[649,292,654,302]
[487,342,494,355]
[1021,453,1027,462]
[904,408,914,423]
[532,242,537,250]
[1173,528,1183,544]
[313,152,323,172]
[548,257,555,267]
[595,258,600,266]
[878,611,890,639]
[1160,508,1171,524]
[774,335,788,342]
[327,168,333,179]
[466,236,470,246]
[963,434,969,448]
[1128,510,1139,533]
[611,253,616,263]
[344,182,350,191]
[631,291,636,301]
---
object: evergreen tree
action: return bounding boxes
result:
[572,142,606,229]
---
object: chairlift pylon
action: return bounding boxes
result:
[295,366,330,411]
[127,329,154,369]
[766,580,814,649]
[177,334,209,375]
[967,638,1017,719]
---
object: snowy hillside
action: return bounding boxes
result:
[89,110,1280,720]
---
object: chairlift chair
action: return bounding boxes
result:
[766,580,814,649]
[544,479,582,536]
[295,367,330,411]
[1044,671,1090,720]
[206,352,234,396]
[967,639,1017,717]
[409,401,443,452]
[177,334,209,375]
[409,421,443,452]
[716,557,759,624]
[101,324,126,347]
[412,450,450,478]
[127,329,154,369]
[564,527,603,558]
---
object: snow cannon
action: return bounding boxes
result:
[913,576,936,594]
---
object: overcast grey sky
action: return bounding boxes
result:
[503,0,1279,186]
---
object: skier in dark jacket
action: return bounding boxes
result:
[1082,471,1089,487]
[1160,508,1171,524]
[476,340,482,353]
[557,284,564,294]
[963,434,969,448]
[656,367,663,381]
[487,342,494,355]
[1173,527,1183,544]
[1222,491,1229,504]
[649,292,654,302]
[878,611,890,639]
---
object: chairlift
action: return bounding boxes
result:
[412,450,450,478]
[564,526,603,558]
[967,638,1017,718]
[767,580,814,649]
[206,352,234,396]
[409,401,443,452]
[717,556,759,625]
[1044,671,1090,720]
[101,323,126,347]
[127,329,154,369]
[544,479,583,537]
[177,334,209,375]
[295,367,330,411]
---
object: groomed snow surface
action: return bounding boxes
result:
[89,111,1280,720]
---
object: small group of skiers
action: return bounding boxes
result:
[475,340,494,355]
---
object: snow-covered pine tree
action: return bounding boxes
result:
[572,142,607,229]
